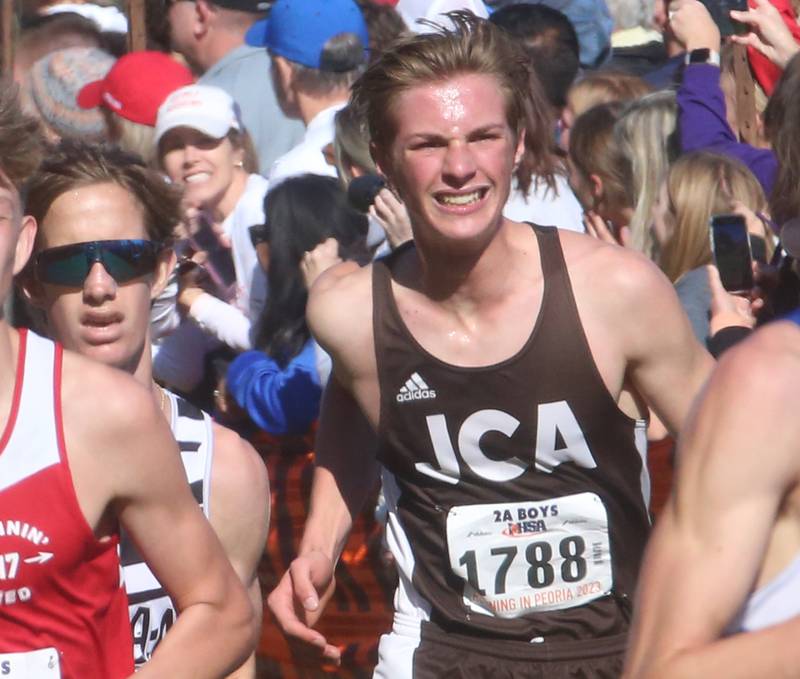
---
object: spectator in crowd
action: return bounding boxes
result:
[19,46,114,143]
[153,84,267,392]
[24,0,129,34]
[642,0,688,88]
[615,89,678,259]
[568,102,632,244]
[20,140,269,677]
[246,0,370,184]
[493,0,616,69]
[670,0,790,196]
[559,69,651,151]
[227,174,369,435]
[333,103,413,250]
[605,0,668,76]
[490,3,581,117]
[653,151,773,346]
[357,0,409,63]
[13,12,106,84]
[76,50,194,165]
[166,0,304,174]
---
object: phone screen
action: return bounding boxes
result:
[698,0,748,37]
[710,214,754,292]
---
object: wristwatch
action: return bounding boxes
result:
[685,48,721,66]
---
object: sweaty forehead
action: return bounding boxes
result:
[393,74,509,131]
[38,182,147,249]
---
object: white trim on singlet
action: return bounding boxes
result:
[122,391,214,667]
[0,332,59,492]
[728,550,800,633]
[374,467,430,678]
[165,390,214,518]
[634,419,651,522]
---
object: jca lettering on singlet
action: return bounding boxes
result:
[417,401,596,484]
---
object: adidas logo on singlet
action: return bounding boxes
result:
[396,372,436,403]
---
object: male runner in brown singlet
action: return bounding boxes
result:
[267,15,713,678]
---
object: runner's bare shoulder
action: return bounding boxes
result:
[307,260,373,358]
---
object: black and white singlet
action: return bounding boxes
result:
[119,391,213,667]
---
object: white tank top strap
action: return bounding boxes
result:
[0,330,60,491]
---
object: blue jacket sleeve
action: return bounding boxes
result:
[678,63,777,195]
[226,340,322,435]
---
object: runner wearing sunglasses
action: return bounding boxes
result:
[5,128,266,677]
[0,87,256,677]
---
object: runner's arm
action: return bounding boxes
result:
[620,253,714,434]
[101,383,255,678]
[266,374,378,662]
[624,325,800,678]
[209,425,270,679]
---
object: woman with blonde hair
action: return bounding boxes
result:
[615,89,680,260]
[654,151,773,345]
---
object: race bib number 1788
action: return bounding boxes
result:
[446,492,612,618]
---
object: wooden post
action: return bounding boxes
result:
[127,0,147,52]
[1,0,15,77]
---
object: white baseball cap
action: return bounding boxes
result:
[155,85,241,145]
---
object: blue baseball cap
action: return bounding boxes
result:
[245,0,369,71]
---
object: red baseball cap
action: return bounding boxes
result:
[77,51,194,126]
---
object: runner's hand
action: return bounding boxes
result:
[267,551,340,663]
[730,0,800,69]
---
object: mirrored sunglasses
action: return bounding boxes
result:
[34,239,162,287]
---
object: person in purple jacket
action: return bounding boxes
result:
[670,0,778,194]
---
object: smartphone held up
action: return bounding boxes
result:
[698,0,749,36]
[710,214,755,293]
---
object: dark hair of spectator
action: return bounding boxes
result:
[0,82,45,196]
[351,11,557,195]
[490,3,579,110]
[764,52,800,227]
[25,140,182,247]
[254,174,368,364]
[357,0,408,64]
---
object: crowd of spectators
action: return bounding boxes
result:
[7,0,800,675]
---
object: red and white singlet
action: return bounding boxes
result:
[0,329,133,678]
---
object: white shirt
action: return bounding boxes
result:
[190,173,269,351]
[503,174,585,233]
[268,103,345,185]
